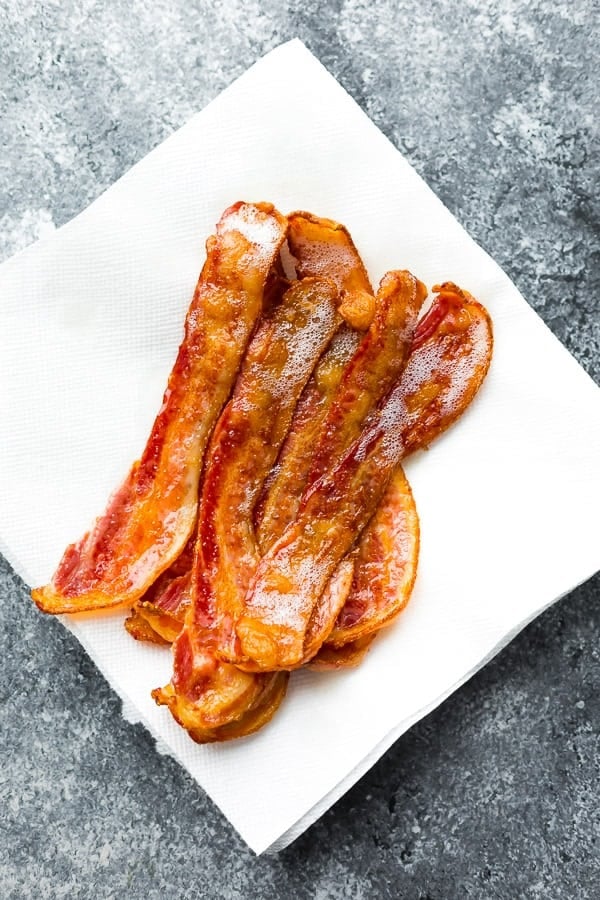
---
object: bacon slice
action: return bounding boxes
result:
[235,284,493,670]
[32,202,287,615]
[189,670,288,743]
[325,465,419,647]
[255,211,373,553]
[287,210,372,299]
[153,623,288,738]
[255,327,360,553]
[125,561,192,643]
[153,277,340,737]
[305,270,427,489]
[196,276,340,649]
[257,266,425,558]
[301,558,355,663]
[124,608,170,646]
[308,634,376,670]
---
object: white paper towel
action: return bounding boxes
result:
[1,39,599,854]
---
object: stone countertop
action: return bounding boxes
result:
[1,2,598,897]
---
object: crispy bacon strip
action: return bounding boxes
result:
[153,627,288,738]
[125,267,291,639]
[301,558,355,663]
[255,211,373,553]
[154,277,340,737]
[235,284,493,670]
[305,270,427,489]
[187,671,288,743]
[255,327,361,553]
[325,466,419,647]
[308,634,376,670]
[287,210,373,298]
[32,202,288,615]
[196,276,340,649]
[124,609,170,646]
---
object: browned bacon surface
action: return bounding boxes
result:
[194,277,340,654]
[255,211,374,552]
[304,270,426,490]
[235,285,493,670]
[154,276,340,738]
[326,466,419,647]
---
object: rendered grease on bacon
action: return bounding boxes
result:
[227,272,425,669]
[32,202,493,744]
[255,211,374,553]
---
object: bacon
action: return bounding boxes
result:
[153,624,288,738]
[153,664,288,743]
[304,270,426,489]
[325,465,419,647]
[255,211,373,553]
[124,608,171,646]
[32,202,287,615]
[287,210,373,298]
[154,277,340,738]
[196,276,340,648]
[301,558,355,664]
[235,284,493,670]
[308,634,376,670]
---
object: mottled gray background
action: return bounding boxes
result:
[1,1,598,897]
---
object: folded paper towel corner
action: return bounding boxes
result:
[1,39,599,854]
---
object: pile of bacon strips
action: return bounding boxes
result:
[32,202,493,743]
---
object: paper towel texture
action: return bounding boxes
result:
[1,40,599,853]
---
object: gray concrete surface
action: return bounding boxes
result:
[1,1,598,897]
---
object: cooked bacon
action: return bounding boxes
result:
[301,558,356,664]
[153,663,288,743]
[287,210,373,298]
[305,270,426,489]
[153,623,288,737]
[154,277,340,738]
[124,608,170,646]
[32,202,287,615]
[196,277,340,649]
[325,465,419,647]
[235,284,493,670]
[308,633,376,670]
[225,269,423,668]
[30,190,495,745]
[255,211,373,553]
